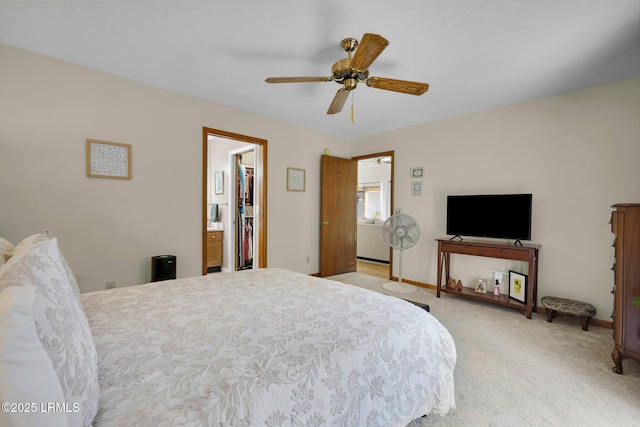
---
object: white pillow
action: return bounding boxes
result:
[0,286,70,427]
[0,237,13,267]
[10,230,52,259]
[7,232,82,300]
[0,234,99,427]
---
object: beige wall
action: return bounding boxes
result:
[2,43,638,320]
[349,77,640,320]
[0,43,348,292]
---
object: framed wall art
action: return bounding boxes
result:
[509,271,528,303]
[86,139,131,180]
[214,171,224,195]
[411,181,422,196]
[410,167,424,179]
[287,167,305,192]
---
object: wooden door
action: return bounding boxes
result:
[320,155,357,277]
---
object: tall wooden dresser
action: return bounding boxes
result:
[610,203,640,374]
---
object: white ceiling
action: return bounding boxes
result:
[1,1,638,139]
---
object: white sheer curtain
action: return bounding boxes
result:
[380,181,391,219]
[364,191,380,218]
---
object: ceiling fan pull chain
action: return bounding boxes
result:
[351,92,354,124]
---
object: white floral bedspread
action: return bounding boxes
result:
[81,268,455,427]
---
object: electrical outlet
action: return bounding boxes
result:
[105,281,116,290]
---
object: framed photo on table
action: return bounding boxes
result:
[475,278,488,294]
[509,271,527,303]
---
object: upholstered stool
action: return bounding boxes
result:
[541,296,596,331]
[408,301,430,312]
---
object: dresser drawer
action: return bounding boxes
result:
[441,243,530,261]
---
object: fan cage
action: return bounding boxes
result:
[383,214,420,250]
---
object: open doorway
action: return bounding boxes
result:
[353,151,394,280]
[202,127,267,275]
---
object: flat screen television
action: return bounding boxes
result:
[446,194,532,242]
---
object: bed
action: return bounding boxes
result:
[0,231,456,427]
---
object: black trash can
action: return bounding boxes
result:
[151,255,176,282]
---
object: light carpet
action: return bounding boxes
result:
[325,272,640,427]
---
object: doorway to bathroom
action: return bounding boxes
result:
[202,127,267,275]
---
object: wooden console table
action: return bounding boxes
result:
[436,238,540,318]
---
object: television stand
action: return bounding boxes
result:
[436,238,540,318]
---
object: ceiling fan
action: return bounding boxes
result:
[265,33,429,115]
[362,157,392,167]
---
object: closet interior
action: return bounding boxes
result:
[236,152,254,270]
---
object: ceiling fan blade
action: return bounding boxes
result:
[366,77,429,95]
[349,33,389,73]
[327,88,350,115]
[265,77,331,83]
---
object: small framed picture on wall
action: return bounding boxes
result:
[410,167,424,179]
[214,171,224,195]
[411,181,422,196]
[86,139,131,180]
[287,167,305,192]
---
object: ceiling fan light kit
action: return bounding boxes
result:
[265,33,430,115]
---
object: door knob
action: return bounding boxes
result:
[322,221,329,226]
